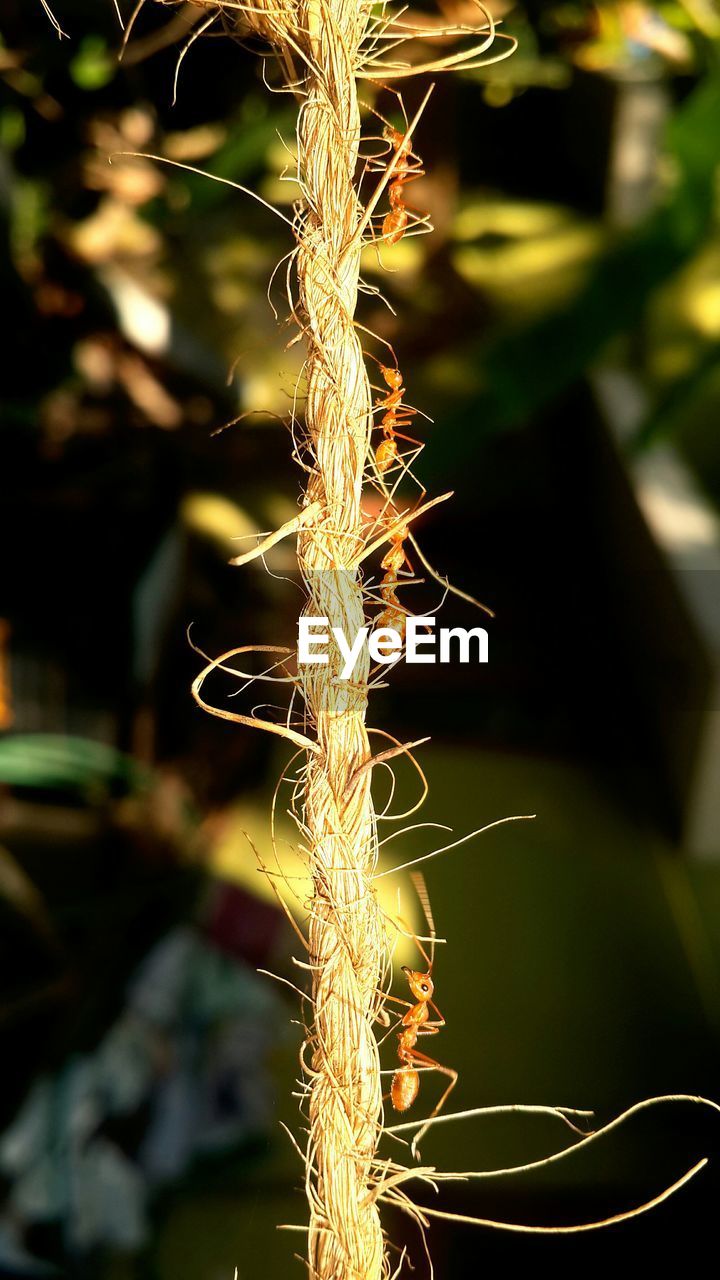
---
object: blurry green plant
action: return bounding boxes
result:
[0,733,151,798]
[69,34,114,90]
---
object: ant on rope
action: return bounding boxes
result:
[384,871,457,1157]
[375,515,411,640]
[365,350,426,641]
[374,362,423,478]
[363,87,429,247]
[382,121,426,245]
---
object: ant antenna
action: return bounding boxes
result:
[410,870,435,969]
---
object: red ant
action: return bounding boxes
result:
[374,517,410,639]
[363,91,428,247]
[369,357,425,638]
[374,362,422,477]
[385,871,457,1157]
[382,123,426,245]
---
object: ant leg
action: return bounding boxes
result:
[377,1017,404,1049]
[378,990,414,1010]
[393,430,424,449]
[390,163,426,188]
[404,1048,458,1157]
[374,988,413,1032]
[362,206,387,269]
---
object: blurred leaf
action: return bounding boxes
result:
[0,735,151,799]
[69,36,114,91]
[0,105,26,152]
[10,177,50,266]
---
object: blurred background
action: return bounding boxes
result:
[1,0,720,1276]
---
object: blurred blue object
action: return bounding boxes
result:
[0,926,283,1270]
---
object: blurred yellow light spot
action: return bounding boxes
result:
[484,80,514,109]
[164,124,227,162]
[211,280,253,314]
[181,492,259,555]
[685,280,720,338]
[360,233,424,276]
[453,223,602,318]
[454,199,573,243]
[424,353,482,398]
[242,368,290,417]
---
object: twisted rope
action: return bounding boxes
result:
[293,4,386,1275]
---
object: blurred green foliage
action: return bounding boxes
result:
[0,733,151,797]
